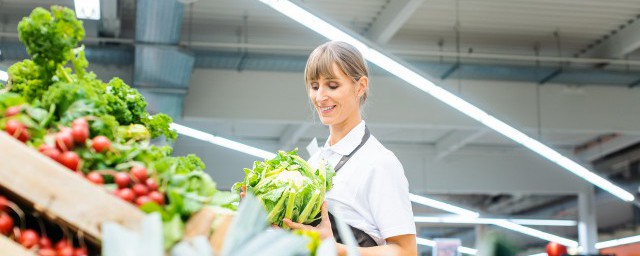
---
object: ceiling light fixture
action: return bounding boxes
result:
[170,123,276,159]
[414,216,577,226]
[257,0,634,203]
[416,237,477,255]
[74,0,101,20]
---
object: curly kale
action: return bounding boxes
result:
[18,6,84,74]
[143,113,177,140]
[7,60,48,102]
[104,78,147,125]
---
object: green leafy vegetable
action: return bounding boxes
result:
[233,149,335,227]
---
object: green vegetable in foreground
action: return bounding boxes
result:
[233,150,335,228]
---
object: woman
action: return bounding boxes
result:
[283,41,417,256]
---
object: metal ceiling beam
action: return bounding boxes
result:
[574,135,640,163]
[366,0,424,44]
[4,41,640,87]
[435,129,487,160]
[579,17,640,59]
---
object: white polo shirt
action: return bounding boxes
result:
[307,120,416,246]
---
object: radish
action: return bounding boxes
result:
[145,178,158,191]
[132,184,149,197]
[55,131,73,152]
[5,106,21,117]
[114,173,130,188]
[58,151,80,171]
[72,118,88,129]
[57,246,74,256]
[38,248,56,256]
[135,196,152,206]
[148,191,164,205]
[0,212,13,235]
[55,240,70,251]
[91,136,110,153]
[39,144,61,161]
[71,125,88,144]
[39,236,52,248]
[18,229,39,249]
[86,172,104,185]
[116,188,135,202]
[73,247,88,256]
[130,165,148,181]
[5,119,29,142]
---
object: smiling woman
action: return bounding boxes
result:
[283,41,418,256]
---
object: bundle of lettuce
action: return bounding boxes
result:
[233,150,335,227]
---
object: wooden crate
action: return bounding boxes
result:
[0,132,146,244]
[0,235,36,256]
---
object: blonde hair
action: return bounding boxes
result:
[304,41,369,106]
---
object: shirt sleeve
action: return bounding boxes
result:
[365,150,417,239]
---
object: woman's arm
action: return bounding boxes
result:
[336,234,417,256]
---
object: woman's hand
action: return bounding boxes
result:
[240,185,246,199]
[283,201,333,240]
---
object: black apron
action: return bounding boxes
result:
[312,126,378,247]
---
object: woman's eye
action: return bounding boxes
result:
[328,82,339,89]
[310,83,319,90]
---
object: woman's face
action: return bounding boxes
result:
[308,63,366,127]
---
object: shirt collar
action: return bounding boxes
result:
[323,120,366,156]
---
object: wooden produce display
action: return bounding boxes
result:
[0,235,36,256]
[0,132,146,245]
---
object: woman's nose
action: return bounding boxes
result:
[315,87,328,102]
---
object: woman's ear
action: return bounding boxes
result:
[357,76,368,97]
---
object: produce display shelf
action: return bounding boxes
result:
[0,132,146,245]
[0,235,36,256]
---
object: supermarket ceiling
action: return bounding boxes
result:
[2,0,640,251]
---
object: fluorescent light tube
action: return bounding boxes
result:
[170,123,276,159]
[74,0,101,20]
[416,237,477,255]
[595,234,640,249]
[0,70,8,82]
[414,216,577,226]
[257,0,634,202]
[409,194,480,218]
[493,220,578,247]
